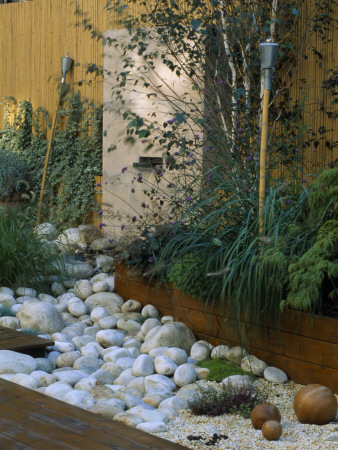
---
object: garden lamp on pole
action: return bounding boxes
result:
[37,54,74,225]
[258,40,278,235]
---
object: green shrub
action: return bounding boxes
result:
[0,148,29,199]
[0,207,64,291]
[197,359,255,382]
[189,383,266,418]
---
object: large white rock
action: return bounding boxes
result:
[85,292,124,315]
[128,406,168,424]
[89,400,124,419]
[53,369,88,386]
[113,391,143,409]
[117,318,141,334]
[63,389,95,409]
[136,422,167,433]
[227,346,250,366]
[241,355,268,377]
[159,396,189,411]
[211,345,230,360]
[132,355,155,377]
[58,228,80,248]
[73,280,93,301]
[222,375,253,389]
[0,316,20,329]
[190,341,211,362]
[92,281,108,293]
[90,369,115,386]
[0,350,37,374]
[0,294,16,309]
[96,330,125,348]
[100,362,123,378]
[38,293,58,305]
[154,356,177,376]
[113,412,143,428]
[144,374,176,393]
[65,262,94,279]
[16,287,37,297]
[56,351,81,368]
[98,315,118,329]
[264,366,288,383]
[140,318,161,338]
[164,348,188,366]
[140,322,196,354]
[81,343,100,359]
[104,348,130,363]
[17,301,64,334]
[78,224,101,245]
[0,287,14,296]
[34,223,58,240]
[122,299,142,313]
[44,382,73,400]
[11,373,40,389]
[75,377,99,391]
[30,371,56,387]
[68,297,88,318]
[90,307,110,323]
[91,238,115,251]
[96,255,115,270]
[141,305,160,319]
[174,364,197,387]
[73,356,102,371]
[52,341,75,353]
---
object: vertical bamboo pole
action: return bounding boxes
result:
[258,88,270,235]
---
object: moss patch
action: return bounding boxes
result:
[197,358,255,382]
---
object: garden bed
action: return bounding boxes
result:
[115,262,338,393]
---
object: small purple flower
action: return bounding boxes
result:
[141,139,146,143]
[137,175,143,183]
[247,155,252,161]
[98,222,106,230]
[174,151,179,155]
[108,238,114,243]
[284,199,292,205]
[148,256,154,263]
[172,220,177,224]
[131,216,137,222]
[216,80,226,85]
[188,152,194,157]
[162,195,166,199]
[236,128,244,133]
[167,118,176,125]
[98,210,103,216]
[185,161,190,165]
[207,175,212,181]
[121,224,125,230]
[96,182,101,187]
[302,178,309,183]
[141,202,146,208]
[194,134,200,139]
[180,222,184,226]
[156,126,160,130]
[121,166,127,173]
[235,119,241,126]
[186,196,192,201]
[238,134,244,139]
[294,148,300,153]
[205,147,211,152]
[312,148,316,152]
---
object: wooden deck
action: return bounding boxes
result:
[0,378,187,449]
[0,326,54,357]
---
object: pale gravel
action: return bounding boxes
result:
[155,379,338,449]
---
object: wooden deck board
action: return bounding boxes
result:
[0,379,187,450]
[0,326,54,354]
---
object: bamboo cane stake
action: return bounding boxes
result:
[36,88,62,225]
[258,88,270,235]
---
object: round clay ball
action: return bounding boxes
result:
[262,420,283,441]
[251,403,281,430]
[294,384,337,425]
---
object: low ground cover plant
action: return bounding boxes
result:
[197,359,255,382]
[189,383,266,418]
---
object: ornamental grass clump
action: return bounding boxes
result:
[189,383,266,418]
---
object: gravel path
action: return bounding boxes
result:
[156,379,338,449]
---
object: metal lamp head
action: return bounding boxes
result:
[259,40,279,70]
[61,54,74,84]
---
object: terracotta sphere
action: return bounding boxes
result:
[251,403,281,430]
[262,420,283,441]
[294,384,337,425]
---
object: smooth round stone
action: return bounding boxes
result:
[141,305,160,319]
[127,377,145,394]
[190,341,211,362]
[17,301,64,334]
[241,355,268,377]
[16,287,37,297]
[56,351,81,368]
[90,273,109,284]
[123,339,141,350]
[227,346,250,366]
[140,319,161,338]
[117,318,141,334]
[44,382,73,400]
[11,304,21,315]
[89,401,124,419]
[91,238,115,251]
[174,364,197,387]
[16,296,38,304]
[11,373,40,389]
[116,357,136,370]
[81,343,100,358]
[0,316,19,329]
[159,396,189,411]
[55,303,68,313]
[0,287,14,296]
[85,292,123,315]
[63,389,95,409]
[91,307,110,323]
[51,282,66,297]
[34,222,58,240]
[222,375,253,389]
[114,370,137,387]
[113,412,144,428]
[38,294,58,305]
[175,385,201,402]
[89,385,116,401]
[58,293,76,304]
[51,333,73,343]
[96,330,125,348]
[75,377,99,391]
[113,390,143,409]
[164,348,188,366]
[122,300,142,313]
[72,335,96,349]
[211,345,230,360]
[96,255,114,270]
[149,347,169,358]
[90,369,115,386]
[92,281,108,293]
[53,341,75,353]
[195,367,210,380]
[97,315,118,329]
[62,326,84,338]
[154,356,177,376]
[35,358,54,373]
[73,280,93,300]
[84,326,100,336]
[100,362,123,378]
[158,406,179,419]
[53,369,88,386]
[0,350,37,375]
[63,279,77,289]
[78,224,101,245]
[104,348,130,363]
[141,322,196,355]
[136,422,167,433]
[30,371,56,386]
[161,316,174,324]
[62,312,78,325]
[68,297,88,317]
[144,374,176,393]
[132,355,155,377]
[264,366,288,383]
[142,394,163,408]
[73,356,102,371]
[128,347,140,359]
[0,294,16,308]
[48,351,61,367]
[65,262,94,280]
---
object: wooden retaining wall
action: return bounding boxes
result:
[114,262,338,393]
